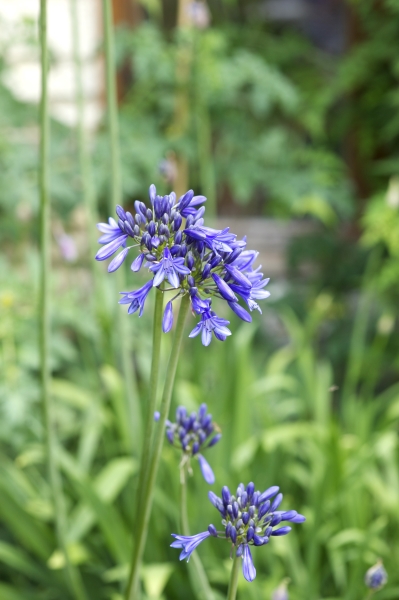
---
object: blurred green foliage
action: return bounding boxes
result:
[1,0,399,599]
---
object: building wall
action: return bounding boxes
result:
[0,0,104,129]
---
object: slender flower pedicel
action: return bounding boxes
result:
[171,482,305,584]
[96,184,270,345]
[164,403,221,483]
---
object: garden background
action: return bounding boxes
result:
[1,0,399,599]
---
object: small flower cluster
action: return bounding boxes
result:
[165,404,221,484]
[96,185,270,345]
[171,482,305,582]
[364,560,388,590]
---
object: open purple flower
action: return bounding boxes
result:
[188,310,231,346]
[119,280,153,317]
[149,247,191,288]
[171,482,305,582]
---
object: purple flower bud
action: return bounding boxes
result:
[124,220,135,237]
[174,214,182,231]
[222,486,231,506]
[162,301,174,333]
[148,221,156,236]
[208,524,218,537]
[242,512,249,525]
[207,433,221,447]
[108,248,129,272]
[246,482,255,498]
[228,301,252,322]
[116,205,127,221]
[131,253,145,272]
[176,406,187,422]
[270,493,283,512]
[154,411,160,421]
[178,189,194,211]
[174,230,183,244]
[258,500,270,519]
[149,184,156,205]
[198,454,215,484]
[290,514,306,523]
[365,561,388,590]
[270,514,282,527]
[212,273,237,302]
[281,510,297,522]
[187,253,195,271]
[259,486,279,504]
[230,527,237,544]
[210,255,222,268]
[224,264,252,288]
[225,247,242,264]
[247,526,254,542]
[271,526,292,536]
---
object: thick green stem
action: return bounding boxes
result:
[180,468,215,600]
[226,555,240,600]
[135,288,164,516]
[125,295,190,600]
[102,0,141,451]
[39,3,86,599]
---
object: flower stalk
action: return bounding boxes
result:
[135,287,164,516]
[226,554,240,600]
[125,294,190,600]
[39,2,86,598]
[180,465,215,600]
[102,0,141,450]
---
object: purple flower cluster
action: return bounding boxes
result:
[364,561,387,590]
[96,184,270,345]
[171,482,305,582]
[165,404,221,484]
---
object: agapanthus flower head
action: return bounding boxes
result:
[171,482,305,582]
[364,560,387,590]
[165,403,221,483]
[95,184,270,344]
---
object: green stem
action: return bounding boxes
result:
[102,0,122,212]
[135,288,164,516]
[180,467,215,600]
[39,3,86,599]
[125,294,190,600]
[226,554,240,600]
[70,0,98,255]
[102,0,141,452]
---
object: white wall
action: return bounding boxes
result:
[0,0,104,129]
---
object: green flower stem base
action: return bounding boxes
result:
[135,288,164,517]
[125,294,190,600]
[180,467,215,600]
[226,554,240,600]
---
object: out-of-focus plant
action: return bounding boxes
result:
[107,23,352,220]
